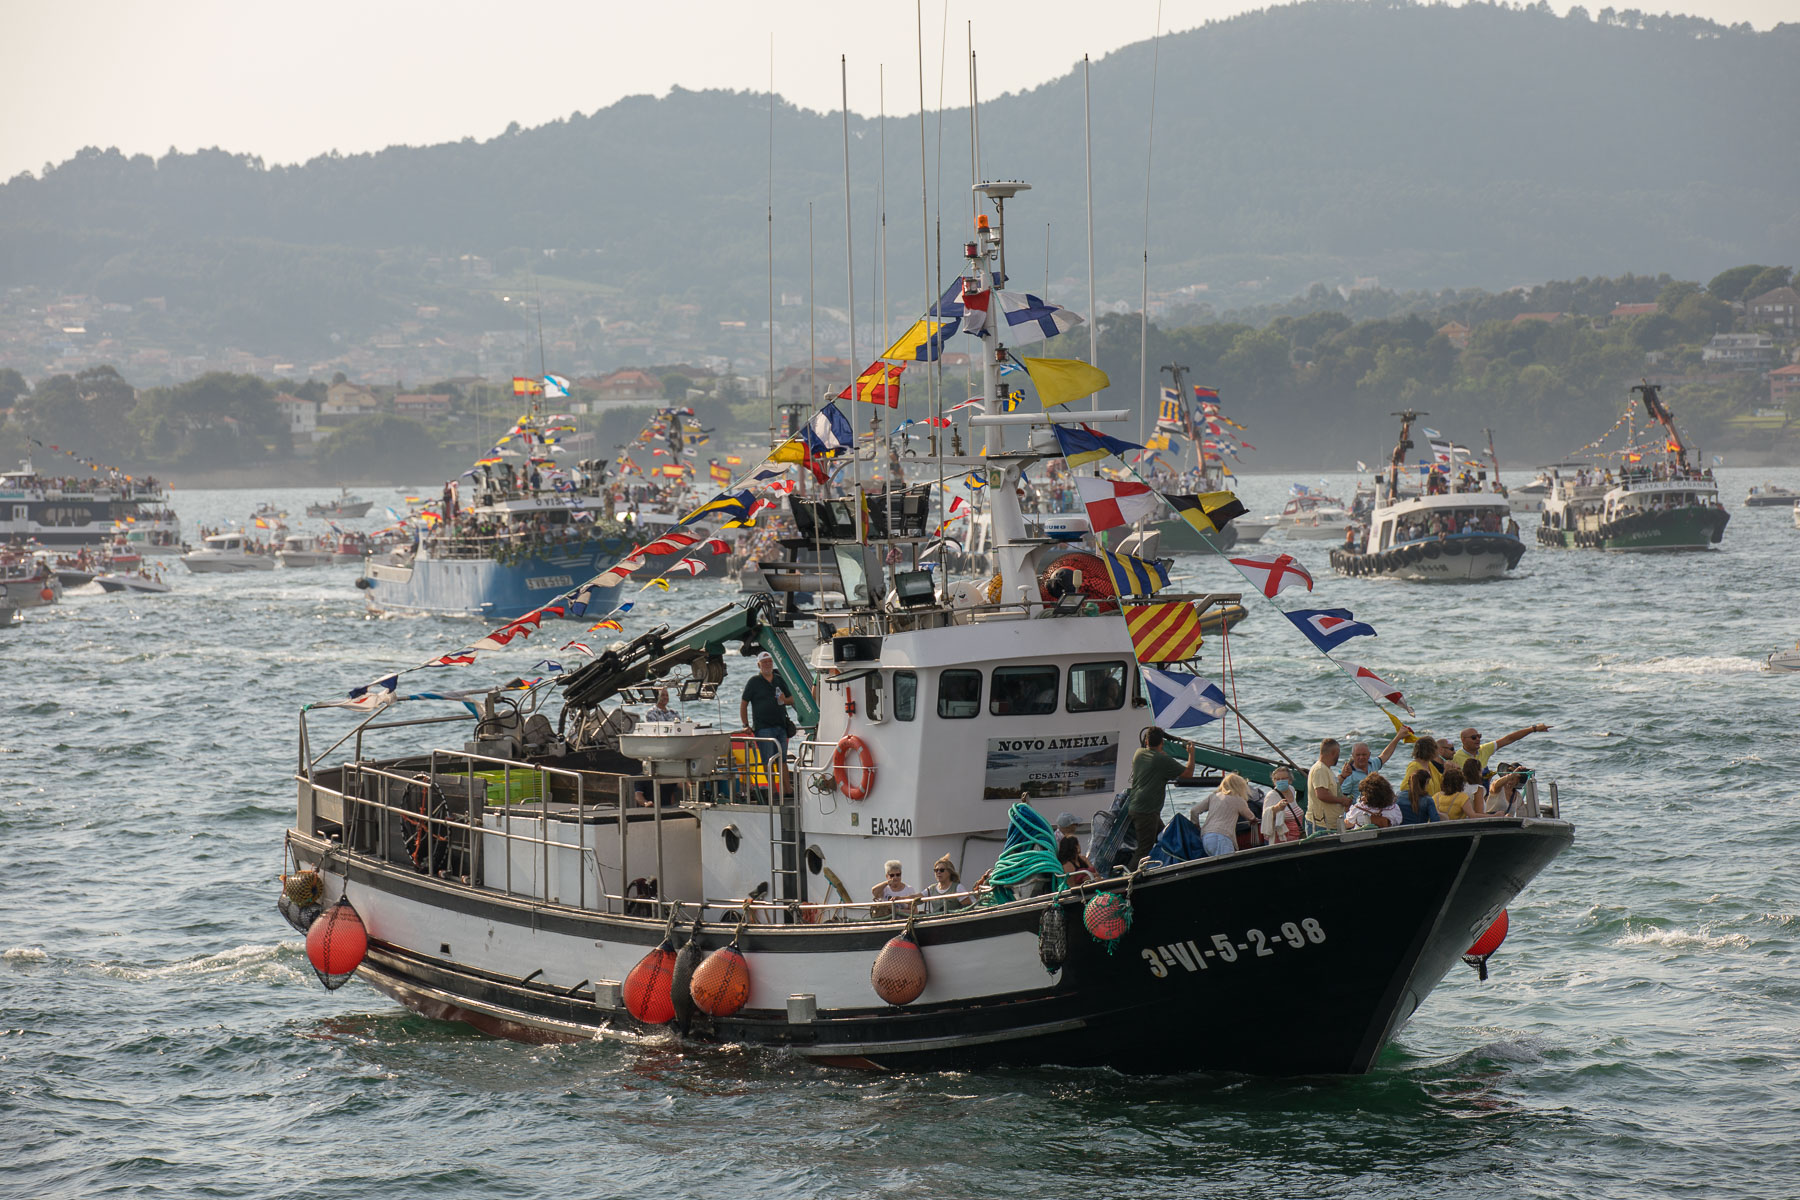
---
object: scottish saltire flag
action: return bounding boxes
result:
[1227,553,1314,598]
[1142,667,1229,730]
[1075,476,1159,532]
[1101,549,1170,597]
[803,403,854,456]
[542,374,571,399]
[1053,423,1145,468]
[995,291,1084,344]
[1284,608,1376,652]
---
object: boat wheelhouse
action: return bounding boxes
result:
[181,531,276,572]
[0,460,180,552]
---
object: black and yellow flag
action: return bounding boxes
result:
[1165,490,1247,536]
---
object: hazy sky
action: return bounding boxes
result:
[3,0,1789,182]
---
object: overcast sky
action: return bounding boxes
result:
[3,0,1788,182]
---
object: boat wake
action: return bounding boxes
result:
[1614,924,1754,951]
[1599,654,1767,676]
[97,940,308,984]
[4,945,49,963]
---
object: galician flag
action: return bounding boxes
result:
[1075,476,1159,532]
[1141,667,1229,730]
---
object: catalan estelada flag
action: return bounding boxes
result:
[1124,601,1205,663]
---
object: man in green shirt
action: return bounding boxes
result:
[1128,727,1196,867]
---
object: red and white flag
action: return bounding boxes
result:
[1075,476,1160,532]
[960,287,992,336]
[698,537,732,554]
[1228,553,1314,598]
[638,531,699,557]
[1340,661,1413,714]
[666,557,709,576]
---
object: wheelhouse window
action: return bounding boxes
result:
[893,671,917,721]
[1067,661,1127,713]
[937,669,982,719]
[990,665,1059,716]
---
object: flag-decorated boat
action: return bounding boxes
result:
[281,182,1571,1075]
[1332,412,1527,581]
[1536,383,1728,552]
[0,456,180,553]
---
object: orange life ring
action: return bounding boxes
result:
[832,734,876,801]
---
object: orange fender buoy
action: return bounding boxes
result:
[41,587,56,602]
[624,944,679,1024]
[871,930,927,1006]
[305,896,368,991]
[690,944,752,1017]
[1462,909,1509,981]
[832,735,876,801]
[1084,892,1131,943]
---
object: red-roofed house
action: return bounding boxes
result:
[1511,312,1567,326]
[1436,321,1470,350]
[394,392,452,417]
[592,369,663,403]
[1609,302,1657,321]
[1770,363,1800,406]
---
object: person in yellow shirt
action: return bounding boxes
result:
[1399,737,1442,810]
[1434,765,1484,820]
[1454,722,1550,772]
[1305,739,1349,834]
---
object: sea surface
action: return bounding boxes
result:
[4,470,1797,1199]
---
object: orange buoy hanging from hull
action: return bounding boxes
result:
[871,921,927,1006]
[690,943,752,1017]
[305,896,368,991]
[624,944,679,1024]
[1084,892,1132,947]
[1462,909,1510,981]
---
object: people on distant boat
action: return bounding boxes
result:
[1188,773,1256,858]
[1345,774,1402,830]
[1260,768,1305,845]
[1128,727,1197,867]
[1453,722,1549,773]
[631,688,673,724]
[870,859,921,918]
[1305,738,1351,834]
[923,855,973,910]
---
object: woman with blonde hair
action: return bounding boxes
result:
[1188,772,1256,858]
[921,854,971,912]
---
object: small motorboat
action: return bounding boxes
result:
[94,571,172,594]
[1770,643,1800,672]
[182,532,277,573]
[275,534,337,568]
[1745,484,1796,508]
[306,489,374,519]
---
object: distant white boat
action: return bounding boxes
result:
[94,572,172,594]
[275,533,337,568]
[182,533,276,573]
[1770,643,1800,672]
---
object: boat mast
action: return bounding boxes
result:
[1483,427,1503,490]
[767,39,776,451]
[841,56,861,487]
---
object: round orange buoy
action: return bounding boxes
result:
[690,944,752,1017]
[1084,892,1131,943]
[831,735,876,801]
[41,587,56,602]
[623,945,679,1024]
[305,896,367,991]
[1462,909,1510,981]
[871,931,927,1005]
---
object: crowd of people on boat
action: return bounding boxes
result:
[1,470,163,495]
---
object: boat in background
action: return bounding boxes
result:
[1538,383,1728,552]
[182,532,276,573]
[2,552,62,626]
[307,489,375,519]
[1767,643,1800,672]
[1744,483,1796,508]
[0,459,181,552]
[275,533,337,568]
[95,569,172,594]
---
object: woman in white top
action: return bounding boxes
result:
[1188,773,1257,857]
[869,859,921,918]
[1345,774,1404,829]
[1260,768,1305,845]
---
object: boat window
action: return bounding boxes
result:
[865,672,883,722]
[991,665,1059,716]
[893,671,917,721]
[937,669,982,719]
[1067,661,1127,713]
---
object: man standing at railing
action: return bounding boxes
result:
[739,651,794,769]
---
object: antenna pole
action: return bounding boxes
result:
[767,37,776,450]
[1137,1,1163,445]
[842,55,861,486]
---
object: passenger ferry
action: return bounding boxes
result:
[1537,384,1728,552]
[279,183,1572,1075]
[1332,413,1526,581]
[0,459,180,552]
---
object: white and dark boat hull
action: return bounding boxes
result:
[1332,535,1525,582]
[182,553,276,572]
[287,817,1570,1074]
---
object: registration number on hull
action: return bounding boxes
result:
[525,574,574,589]
[1142,918,1326,977]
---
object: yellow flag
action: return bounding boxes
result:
[1382,708,1419,743]
[879,318,944,362]
[1021,357,1110,407]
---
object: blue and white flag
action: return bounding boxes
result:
[1421,427,1441,439]
[542,374,571,399]
[1284,608,1377,652]
[996,291,1084,345]
[804,402,854,456]
[1142,667,1229,730]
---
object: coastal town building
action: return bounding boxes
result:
[273,393,319,444]
[1702,332,1777,369]
[393,392,452,418]
[1769,363,1800,407]
[1747,287,1799,333]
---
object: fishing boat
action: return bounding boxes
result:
[279,183,1571,1075]
[2,552,62,626]
[357,406,634,620]
[1538,384,1728,552]
[1332,412,1526,582]
[307,489,375,519]
[0,459,181,552]
[275,533,337,568]
[181,531,277,572]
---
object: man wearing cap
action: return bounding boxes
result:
[739,651,794,769]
